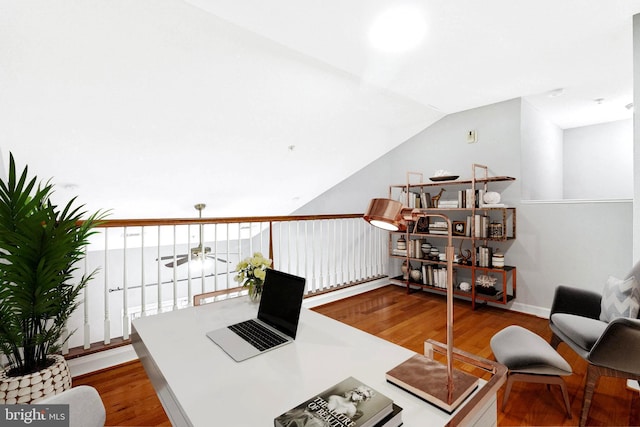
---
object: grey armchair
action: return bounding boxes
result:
[549,266,640,427]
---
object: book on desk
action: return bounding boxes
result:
[274,376,402,427]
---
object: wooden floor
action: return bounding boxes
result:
[74,285,640,426]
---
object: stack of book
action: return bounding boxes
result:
[392,240,423,258]
[477,246,493,268]
[428,221,448,235]
[421,265,451,288]
[436,199,458,208]
[469,214,489,238]
[274,376,403,427]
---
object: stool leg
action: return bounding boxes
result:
[502,375,515,411]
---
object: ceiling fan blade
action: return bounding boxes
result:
[164,256,188,268]
[158,254,187,261]
[205,255,229,263]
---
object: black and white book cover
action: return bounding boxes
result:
[274,376,394,427]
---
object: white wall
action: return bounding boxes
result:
[520,100,564,200]
[634,14,640,262]
[0,0,442,219]
[299,98,634,316]
[563,119,633,199]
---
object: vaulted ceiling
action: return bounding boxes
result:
[1,1,638,219]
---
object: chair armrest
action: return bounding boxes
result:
[550,284,601,320]
[589,317,640,374]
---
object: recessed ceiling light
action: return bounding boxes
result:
[548,88,565,98]
[369,6,427,53]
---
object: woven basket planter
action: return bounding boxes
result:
[0,355,71,404]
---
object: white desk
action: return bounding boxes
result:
[131,297,500,427]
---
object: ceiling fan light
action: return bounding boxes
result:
[189,257,214,274]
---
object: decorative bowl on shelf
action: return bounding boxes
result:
[429,175,459,182]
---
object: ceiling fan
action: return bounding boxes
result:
[158,203,229,268]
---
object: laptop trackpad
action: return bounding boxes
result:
[206,328,259,362]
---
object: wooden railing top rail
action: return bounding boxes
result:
[82,213,364,228]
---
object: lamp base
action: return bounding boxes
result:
[386,354,479,413]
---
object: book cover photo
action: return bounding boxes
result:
[274,376,394,427]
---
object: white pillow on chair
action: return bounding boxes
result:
[600,275,640,322]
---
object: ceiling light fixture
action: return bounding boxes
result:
[548,88,565,98]
[368,6,427,53]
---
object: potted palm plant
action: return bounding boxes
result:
[0,153,106,404]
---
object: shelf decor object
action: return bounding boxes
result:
[364,198,478,413]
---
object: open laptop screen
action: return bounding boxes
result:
[258,269,306,338]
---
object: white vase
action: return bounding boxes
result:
[0,354,71,404]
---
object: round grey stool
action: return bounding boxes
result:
[490,325,573,418]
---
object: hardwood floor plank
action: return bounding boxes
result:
[74,285,640,426]
[73,360,171,427]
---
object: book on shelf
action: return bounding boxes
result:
[420,265,450,288]
[428,220,448,235]
[420,191,432,208]
[386,353,479,413]
[471,214,489,238]
[391,249,408,257]
[436,199,458,208]
[477,246,493,268]
[274,376,397,427]
[462,188,487,208]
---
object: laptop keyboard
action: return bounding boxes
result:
[228,319,288,351]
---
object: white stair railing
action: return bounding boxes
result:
[63,214,388,353]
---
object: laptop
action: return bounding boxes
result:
[206,269,306,362]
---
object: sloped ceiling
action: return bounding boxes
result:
[0,1,638,219]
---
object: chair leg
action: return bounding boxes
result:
[502,375,515,411]
[550,333,562,350]
[559,379,572,419]
[580,364,600,427]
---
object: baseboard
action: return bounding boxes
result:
[502,301,550,319]
[68,344,137,378]
[303,278,390,308]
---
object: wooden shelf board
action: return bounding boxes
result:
[391,176,516,188]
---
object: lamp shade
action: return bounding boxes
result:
[363,198,406,231]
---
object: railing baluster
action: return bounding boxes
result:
[172,225,178,311]
[213,224,219,292]
[104,228,110,345]
[141,227,146,317]
[84,245,90,349]
[187,224,193,308]
[226,223,231,289]
[122,227,129,340]
[156,226,162,316]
